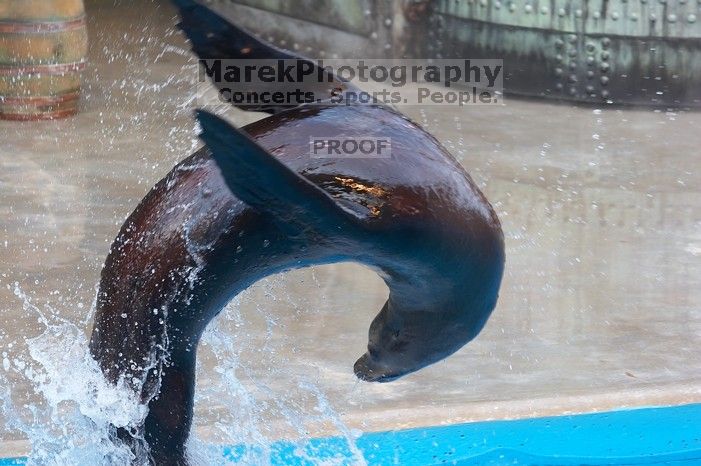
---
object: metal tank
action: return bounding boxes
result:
[430,0,701,106]
[205,0,701,106]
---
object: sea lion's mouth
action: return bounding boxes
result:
[353,353,403,383]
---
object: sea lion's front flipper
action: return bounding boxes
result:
[173,0,360,114]
[196,110,363,241]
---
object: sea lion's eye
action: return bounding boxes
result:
[389,337,408,352]
[386,326,410,352]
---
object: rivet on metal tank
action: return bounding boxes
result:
[688,13,697,23]
[586,84,595,93]
[556,54,564,62]
[587,55,595,65]
[495,1,502,9]
[568,48,577,57]
[630,12,638,21]
[480,0,487,7]
[555,82,563,90]
[600,62,610,72]
[568,34,578,44]
[668,14,677,22]
[601,37,611,48]
[510,3,517,12]
[555,67,563,76]
[555,39,564,48]
[575,9,583,17]
[593,11,601,19]
[611,11,620,20]
[569,86,577,95]
[587,70,595,78]
[558,7,566,16]
[569,61,577,70]
[601,76,610,85]
[568,74,578,83]
[601,89,610,98]
[541,6,548,14]
[601,51,610,60]
[525,4,533,13]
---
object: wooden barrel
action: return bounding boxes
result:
[0,0,88,120]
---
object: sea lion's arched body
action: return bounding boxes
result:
[89,2,505,465]
[90,104,503,463]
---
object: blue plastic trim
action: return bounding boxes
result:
[2,403,699,465]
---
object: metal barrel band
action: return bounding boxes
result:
[0,61,86,76]
[0,91,79,106]
[0,108,78,121]
[0,16,86,34]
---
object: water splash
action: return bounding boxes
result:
[1,279,366,465]
[0,285,146,465]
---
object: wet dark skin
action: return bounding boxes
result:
[89,2,505,465]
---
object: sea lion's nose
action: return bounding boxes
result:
[354,352,400,382]
[353,352,383,382]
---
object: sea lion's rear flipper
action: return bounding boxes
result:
[172,0,292,62]
[173,0,359,114]
[196,110,363,240]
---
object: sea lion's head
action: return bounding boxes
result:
[352,303,483,382]
[353,223,504,383]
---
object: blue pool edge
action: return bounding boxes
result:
[2,402,700,465]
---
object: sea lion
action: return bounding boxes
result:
[89,2,505,464]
